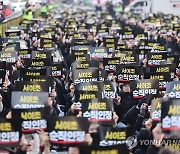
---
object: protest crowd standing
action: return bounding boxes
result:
[0,0,179,153]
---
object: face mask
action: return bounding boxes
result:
[107,75,113,81]
[90,132,98,138]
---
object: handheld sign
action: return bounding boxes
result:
[12,108,48,133]
[24,58,50,68]
[18,49,31,59]
[72,68,99,85]
[99,127,131,146]
[116,65,140,82]
[90,47,108,60]
[161,98,180,139]
[144,72,171,90]
[103,58,120,72]
[75,82,104,102]
[147,52,167,66]
[20,68,48,77]
[4,43,20,52]
[51,63,62,77]
[0,118,21,147]
[150,97,162,121]
[11,92,49,109]
[22,75,54,88]
[130,79,159,98]
[15,81,50,93]
[0,51,18,63]
[166,81,180,99]
[81,98,113,123]
[47,117,89,145]
[5,31,21,38]
[71,60,99,70]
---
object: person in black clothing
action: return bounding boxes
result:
[115,83,137,127]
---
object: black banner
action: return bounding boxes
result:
[147,52,167,66]
[90,47,108,60]
[24,58,50,68]
[116,65,140,82]
[103,58,120,72]
[31,51,51,59]
[144,72,171,90]
[11,92,49,109]
[81,98,113,123]
[99,127,131,146]
[0,118,21,147]
[5,31,21,38]
[15,81,50,93]
[12,108,48,133]
[51,63,62,77]
[71,61,99,70]
[0,51,18,63]
[161,98,180,138]
[18,49,31,59]
[20,68,49,76]
[166,81,180,99]
[130,79,159,98]
[72,68,99,85]
[47,117,89,145]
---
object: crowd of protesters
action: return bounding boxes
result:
[0,0,179,154]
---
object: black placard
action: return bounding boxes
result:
[24,58,50,68]
[47,117,89,145]
[4,43,20,52]
[51,63,62,77]
[72,46,90,51]
[71,61,99,70]
[144,72,171,90]
[122,31,134,40]
[0,118,21,147]
[116,65,140,82]
[15,81,50,93]
[90,47,108,60]
[71,54,90,63]
[20,68,49,76]
[161,98,180,139]
[31,51,51,59]
[103,58,120,72]
[12,108,48,133]
[11,92,49,109]
[81,98,113,123]
[130,79,159,98]
[99,127,132,146]
[72,68,99,85]
[0,51,18,63]
[5,31,21,38]
[147,52,167,66]
[166,81,180,99]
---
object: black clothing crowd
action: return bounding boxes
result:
[0,1,179,154]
